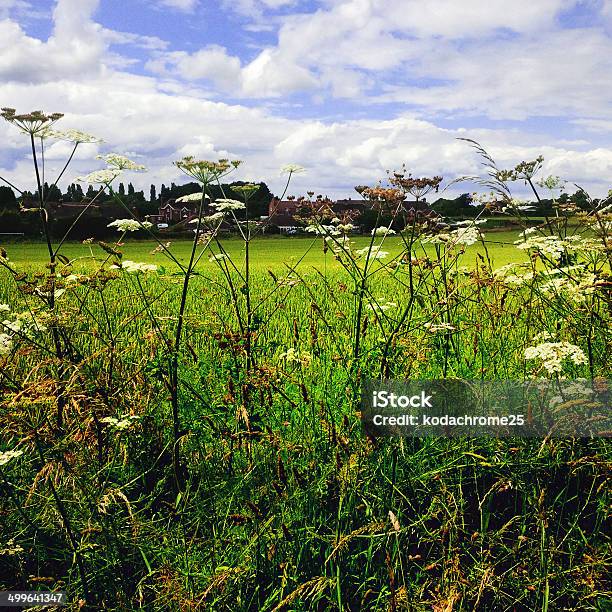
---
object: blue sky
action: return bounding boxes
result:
[1,0,611,199]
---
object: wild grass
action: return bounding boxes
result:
[0,111,610,610]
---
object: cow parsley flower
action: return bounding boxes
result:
[107,219,153,232]
[211,199,245,211]
[372,226,396,236]
[101,415,141,430]
[44,128,102,144]
[356,246,389,260]
[176,192,205,203]
[110,260,157,274]
[281,164,305,174]
[77,169,121,185]
[0,333,12,356]
[524,340,588,374]
[279,347,312,366]
[0,449,23,466]
[97,153,146,171]
[209,253,229,262]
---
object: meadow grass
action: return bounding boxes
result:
[3,230,529,271]
[1,229,610,611]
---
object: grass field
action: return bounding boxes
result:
[4,230,529,270]
[1,223,610,611]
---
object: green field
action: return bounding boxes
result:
[4,230,529,271]
[1,227,610,611]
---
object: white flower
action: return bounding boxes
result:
[0,449,23,466]
[305,224,339,236]
[337,223,355,233]
[77,169,121,184]
[0,538,24,556]
[450,225,482,246]
[0,304,9,313]
[0,333,12,355]
[279,347,312,366]
[110,260,158,274]
[101,415,141,430]
[44,128,102,144]
[424,322,456,332]
[176,192,206,203]
[454,219,487,226]
[211,199,245,211]
[208,253,229,262]
[281,164,305,174]
[366,300,397,313]
[355,246,389,260]
[524,340,587,374]
[96,153,146,171]
[107,219,153,232]
[372,226,396,236]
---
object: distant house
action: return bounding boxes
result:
[147,198,210,226]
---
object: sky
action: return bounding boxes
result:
[0,0,611,200]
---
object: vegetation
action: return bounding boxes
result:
[0,109,610,611]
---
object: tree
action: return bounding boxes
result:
[128,182,135,196]
[118,183,125,197]
[0,185,17,210]
[150,184,157,203]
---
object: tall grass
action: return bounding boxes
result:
[0,110,610,610]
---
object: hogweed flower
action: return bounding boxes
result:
[281,164,305,174]
[174,156,238,184]
[107,219,153,232]
[0,449,23,466]
[97,153,146,171]
[356,245,389,260]
[110,260,158,274]
[524,340,587,374]
[211,199,245,211]
[176,192,206,203]
[1,107,64,136]
[101,415,141,430]
[366,299,397,313]
[372,226,396,236]
[43,128,102,144]
[232,183,260,198]
[279,347,312,366]
[208,253,229,262]
[77,169,122,185]
[537,175,566,192]
[424,322,456,333]
[0,333,12,356]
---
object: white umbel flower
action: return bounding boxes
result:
[110,260,158,274]
[77,169,121,184]
[0,449,23,466]
[372,226,396,236]
[281,164,305,174]
[96,153,146,171]
[107,219,153,232]
[211,199,245,211]
[524,340,587,374]
[176,193,206,203]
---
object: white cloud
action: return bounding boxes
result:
[156,0,199,11]
[0,0,104,83]
[1,0,611,203]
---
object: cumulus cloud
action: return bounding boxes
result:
[0,0,611,202]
